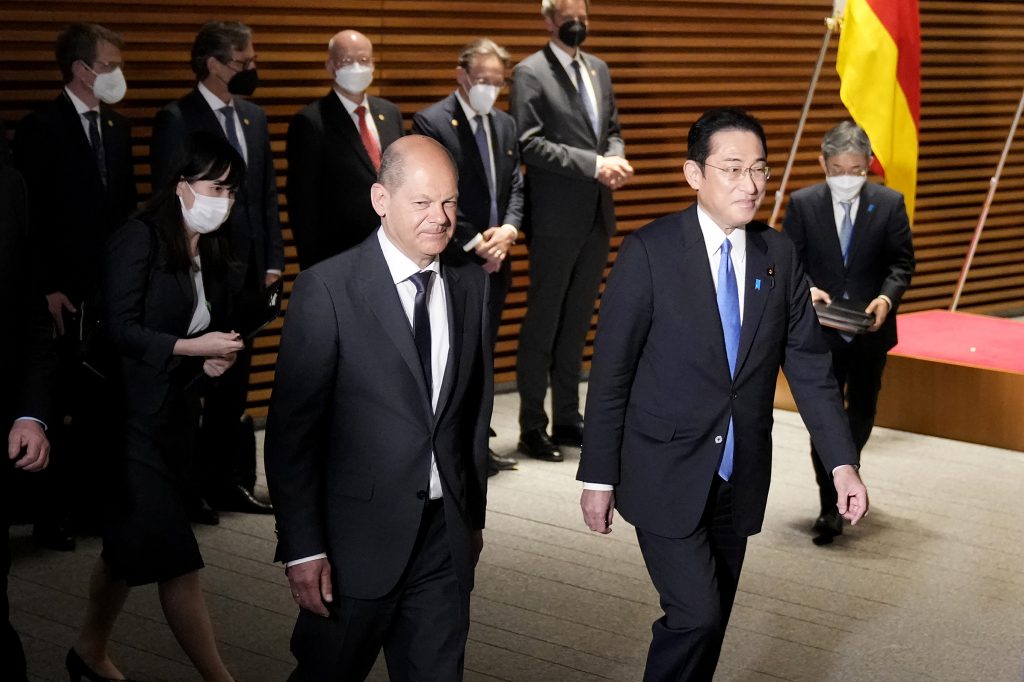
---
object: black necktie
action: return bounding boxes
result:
[571,60,599,138]
[83,111,106,187]
[473,115,499,227]
[220,105,246,160]
[409,270,433,393]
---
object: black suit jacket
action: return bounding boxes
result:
[412,93,524,247]
[578,205,858,538]
[0,156,55,431]
[266,234,492,599]
[103,219,231,416]
[13,92,137,304]
[510,45,624,239]
[286,92,404,269]
[150,88,284,290]
[783,181,915,350]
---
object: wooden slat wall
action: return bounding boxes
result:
[3,0,1024,418]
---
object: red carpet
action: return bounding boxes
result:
[892,310,1024,374]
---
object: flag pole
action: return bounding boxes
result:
[949,85,1024,311]
[768,14,840,228]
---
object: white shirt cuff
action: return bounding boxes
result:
[266,269,282,276]
[582,482,614,491]
[285,553,327,568]
[463,233,484,252]
[832,464,859,476]
[15,416,47,431]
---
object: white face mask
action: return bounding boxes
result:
[825,174,867,202]
[88,66,127,104]
[467,83,500,116]
[334,63,374,95]
[179,182,232,234]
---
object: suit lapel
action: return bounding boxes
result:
[847,183,879,266]
[357,241,435,419]
[369,96,400,149]
[677,208,725,371]
[815,185,846,273]
[735,229,770,378]
[57,93,102,188]
[185,88,226,138]
[324,91,376,175]
[433,264,464,425]
[542,45,596,144]
[578,52,603,135]
[234,99,258,169]
[449,95,490,185]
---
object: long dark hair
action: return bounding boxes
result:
[136,131,244,274]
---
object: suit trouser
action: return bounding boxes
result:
[811,330,888,512]
[635,478,747,682]
[289,500,470,681]
[2,459,27,682]
[516,218,609,432]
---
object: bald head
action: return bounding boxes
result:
[328,29,371,61]
[371,136,459,268]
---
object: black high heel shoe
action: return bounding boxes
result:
[65,648,136,682]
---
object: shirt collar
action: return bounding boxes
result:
[549,41,581,67]
[335,89,369,115]
[376,226,441,285]
[454,89,482,122]
[696,204,746,260]
[198,81,232,110]
[64,87,97,116]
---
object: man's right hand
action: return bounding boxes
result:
[580,489,616,534]
[175,331,245,358]
[810,287,832,305]
[286,558,334,617]
[45,292,77,336]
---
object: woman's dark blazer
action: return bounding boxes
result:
[103,218,231,416]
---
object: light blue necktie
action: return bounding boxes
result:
[717,237,740,481]
[839,200,854,265]
[220,106,246,161]
[571,60,599,138]
[473,115,499,228]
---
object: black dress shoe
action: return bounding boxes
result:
[33,520,76,552]
[551,422,584,447]
[518,429,563,462]
[213,484,274,514]
[487,457,501,477]
[66,647,137,681]
[811,510,843,545]
[188,497,220,526]
[489,449,518,471]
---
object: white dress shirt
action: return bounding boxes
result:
[187,256,211,336]
[335,89,381,147]
[65,87,100,145]
[830,193,861,241]
[454,90,502,252]
[549,41,601,180]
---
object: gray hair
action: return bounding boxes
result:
[457,38,511,70]
[821,120,872,159]
[541,0,590,18]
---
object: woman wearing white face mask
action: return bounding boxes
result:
[67,132,242,682]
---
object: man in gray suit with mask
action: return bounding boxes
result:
[511,0,634,462]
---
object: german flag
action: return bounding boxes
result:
[836,0,921,222]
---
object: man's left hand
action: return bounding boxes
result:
[471,530,484,566]
[8,420,49,472]
[265,272,282,288]
[865,297,890,332]
[580,489,615,534]
[833,465,869,525]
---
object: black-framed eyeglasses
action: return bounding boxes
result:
[704,162,772,184]
[224,56,257,71]
[335,56,374,67]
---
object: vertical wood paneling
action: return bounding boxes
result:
[3,0,1024,417]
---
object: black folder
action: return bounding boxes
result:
[813,299,874,335]
[242,278,284,339]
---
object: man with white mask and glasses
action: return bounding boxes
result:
[783,120,914,545]
[13,22,138,552]
[413,38,525,476]
[287,29,405,269]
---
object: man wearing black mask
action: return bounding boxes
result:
[510,0,633,462]
[151,20,283,521]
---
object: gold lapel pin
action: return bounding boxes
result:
[243,117,250,125]
[451,119,459,127]
[106,119,113,127]
[590,68,597,76]
[506,149,513,156]
[378,113,385,121]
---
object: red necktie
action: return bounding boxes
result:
[355,105,381,171]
